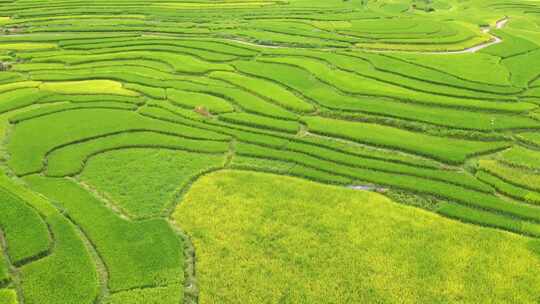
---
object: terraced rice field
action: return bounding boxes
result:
[0,0,539,303]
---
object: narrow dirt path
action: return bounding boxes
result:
[496,17,509,29]
[432,17,509,54]
[220,17,510,55]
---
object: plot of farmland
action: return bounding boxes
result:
[0,0,540,303]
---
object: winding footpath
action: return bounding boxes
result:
[0,17,509,56]
[220,17,510,55]
[358,17,509,55]
[428,17,509,54]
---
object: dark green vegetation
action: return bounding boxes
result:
[0,0,539,303]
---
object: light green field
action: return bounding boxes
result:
[174,170,540,303]
[39,80,139,96]
[0,43,56,50]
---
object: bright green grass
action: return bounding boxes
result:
[7,108,228,175]
[394,53,512,86]
[20,214,99,304]
[349,52,518,95]
[354,31,491,52]
[152,2,280,9]
[58,37,255,59]
[517,131,540,147]
[103,285,182,304]
[0,88,49,115]
[9,101,138,124]
[209,71,315,113]
[0,289,18,304]
[0,43,56,50]
[234,59,532,114]
[126,83,166,99]
[24,175,184,293]
[36,93,143,105]
[275,51,512,100]
[167,89,234,114]
[476,171,540,206]
[80,148,225,218]
[236,141,492,193]
[300,134,443,169]
[231,154,353,185]
[211,86,297,120]
[479,160,540,192]
[46,131,228,177]
[503,48,540,87]
[499,145,540,170]
[0,173,99,304]
[303,116,509,164]
[33,50,234,74]
[0,81,41,93]
[481,29,538,58]
[219,112,300,133]
[174,170,540,304]
[0,188,50,265]
[437,202,540,238]
[40,80,139,96]
[0,248,8,285]
[231,155,296,173]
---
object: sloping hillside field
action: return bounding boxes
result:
[0,0,540,303]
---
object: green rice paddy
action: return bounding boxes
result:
[0,0,539,303]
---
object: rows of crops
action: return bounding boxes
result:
[0,0,540,303]
[173,170,540,303]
